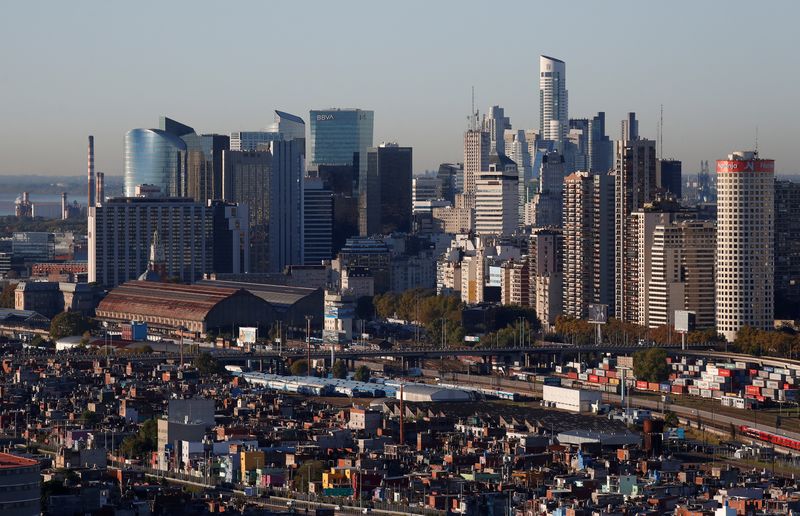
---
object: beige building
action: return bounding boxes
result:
[463,130,489,199]
[500,258,530,306]
[474,155,519,236]
[716,151,775,341]
[647,220,716,328]
[531,229,563,328]
[431,194,474,234]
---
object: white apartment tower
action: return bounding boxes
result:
[475,154,519,236]
[716,151,775,341]
[463,129,490,202]
[539,55,568,144]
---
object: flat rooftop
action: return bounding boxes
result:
[0,453,38,468]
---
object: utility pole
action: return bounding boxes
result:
[306,315,313,377]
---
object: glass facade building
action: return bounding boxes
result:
[124,128,187,197]
[309,109,373,175]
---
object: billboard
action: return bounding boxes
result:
[674,311,696,333]
[587,303,608,324]
[716,159,774,174]
[238,327,257,344]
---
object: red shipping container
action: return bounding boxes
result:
[607,370,617,379]
[671,385,686,394]
[718,368,731,377]
[745,385,761,395]
[648,382,660,392]
[599,376,609,384]
[636,380,649,390]
[567,372,578,380]
[749,369,758,376]
[589,375,599,383]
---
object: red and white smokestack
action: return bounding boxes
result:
[61,192,68,220]
[87,135,96,208]
[96,172,105,205]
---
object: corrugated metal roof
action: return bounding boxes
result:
[195,279,318,308]
[96,281,243,322]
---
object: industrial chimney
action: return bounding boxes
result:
[96,172,105,205]
[61,192,68,220]
[87,136,95,208]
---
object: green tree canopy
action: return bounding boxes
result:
[193,352,222,375]
[50,311,93,340]
[293,460,326,492]
[633,347,670,383]
[331,360,347,379]
[353,365,371,382]
[119,418,158,458]
[289,359,309,376]
[0,282,17,309]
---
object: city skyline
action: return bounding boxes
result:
[1,0,798,176]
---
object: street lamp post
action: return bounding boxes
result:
[305,316,313,377]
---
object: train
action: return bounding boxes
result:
[738,426,800,451]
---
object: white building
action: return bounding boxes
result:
[716,151,775,341]
[462,129,489,201]
[412,175,443,212]
[543,385,601,413]
[475,154,519,236]
[539,55,568,144]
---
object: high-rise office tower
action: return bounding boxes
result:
[588,112,613,173]
[359,144,413,236]
[527,151,565,228]
[657,159,682,199]
[539,55,568,144]
[124,118,189,197]
[268,139,304,273]
[562,171,615,318]
[303,177,334,265]
[613,119,658,321]
[230,111,306,151]
[567,118,590,172]
[437,163,463,203]
[648,220,716,328]
[318,164,359,254]
[184,133,230,202]
[230,131,281,152]
[308,108,374,180]
[775,180,800,318]
[222,150,271,272]
[621,112,639,141]
[270,110,306,141]
[475,153,518,235]
[505,130,533,222]
[210,200,250,275]
[463,129,490,201]
[483,105,511,155]
[88,192,216,288]
[716,151,775,341]
[412,175,443,212]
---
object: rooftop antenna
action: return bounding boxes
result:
[659,104,664,160]
[755,126,759,157]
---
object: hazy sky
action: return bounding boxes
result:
[1,0,798,176]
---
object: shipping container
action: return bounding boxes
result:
[671,385,686,395]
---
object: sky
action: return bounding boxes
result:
[1,0,798,177]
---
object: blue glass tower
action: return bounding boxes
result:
[124,118,194,197]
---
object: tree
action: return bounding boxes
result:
[81,409,101,427]
[293,460,325,492]
[193,352,222,375]
[663,411,679,428]
[119,418,158,458]
[633,348,670,383]
[0,282,17,309]
[50,311,93,340]
[353,365,371,382]
[331,360,347,379]
[289,359,309,376]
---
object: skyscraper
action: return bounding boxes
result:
[716,151,775,341]
[530,228,563,329]
[527,151,565,228]
[124,119,189,197]
[268,139,304,273]
[183,133,230,202]
[539,55,568,144]
[303,177,334,265]
[308,108,374,178]
[504,130,533,222]
[359,144,413,236]
[221,150,271,272]
[613,119,658,321]
[657,159,682,199]
[230,131,281,152]
[475,153,518,235]
[230,111,305,151]
[483,105,511,155]
[210,200,249,275]
[588,112,613,173]
[775,180,800,318]
[562,171,615,318]
[270,110,306,141]
[463,129,490,201]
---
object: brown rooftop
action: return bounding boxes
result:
[0,453,38,468]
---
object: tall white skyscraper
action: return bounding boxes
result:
[475,154,518,235]
[716,151,775,341]
[539,55,568,144]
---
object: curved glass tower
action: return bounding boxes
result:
[124,128,187,197]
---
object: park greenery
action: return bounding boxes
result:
[50,311,94,340]
[633,347,670,383]
[331,359,347,379]
[193,352,223,375]
[353,365,371,382]
[119,419,158,459]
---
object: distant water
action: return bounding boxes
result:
[0,192,79,216]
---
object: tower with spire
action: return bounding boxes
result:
[138,230,167,281]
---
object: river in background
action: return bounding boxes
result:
[0,192,83,216]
